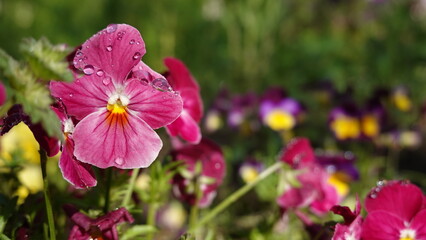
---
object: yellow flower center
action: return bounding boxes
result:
[240,166,259,183]
[107,103,127,114]
[264,109,295,131]
[331,116,360,140]
[328,173,349,197]
[361,115,379,138]
[393,93,412,111]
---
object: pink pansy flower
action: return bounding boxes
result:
[361,180,426,240]
[171,139,226,208]
[163,57,203,144]
[64,204,134,240]
[331,196,363,240]
[52,104,97,188]
[50,24,183,169]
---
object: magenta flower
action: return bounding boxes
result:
[361,180,426,240]
[0,82,6,106]
[279,137,315,168]
[171,139,226,208]
[50,24,183,169]
[52,104,96,188]
[163,57,203,144]
[64,204,134,240]
[277,165,340,215]
[330,197,363,240]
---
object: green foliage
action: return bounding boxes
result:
[0,38,72,139]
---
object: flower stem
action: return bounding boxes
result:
[191,161,283,231]
[188,177,202,232]
[103,168,112,214]
[39,150,56,240]
[146,202,159,240]
[122,168,140,208]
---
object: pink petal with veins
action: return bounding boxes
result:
[73,109,162,169]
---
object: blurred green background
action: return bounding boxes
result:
[2,0,426,103]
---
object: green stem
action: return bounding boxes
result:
[191,161,283,230]
[103,168,112,213]
[40,150,56,240]
[188,177,202,232]
[121,168,140,208]
[146,203,159,240]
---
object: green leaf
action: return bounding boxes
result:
[121,225,157,240]
[20,38,73,82]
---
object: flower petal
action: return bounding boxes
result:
[280,138,315,168]
[50,74,115,120]
[73,109,162,169]
[125,79,183,129]
[180,88,203,122]
[411,209,426,238]
[59,137,97,188]
[163,57,199,90]
[166,110,201,144]
[73,24,146,84]
[0,82,6,106]
[365,181,424,221]
[361,211,404,240]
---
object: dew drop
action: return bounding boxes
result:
[106,45,113,52]
[117,36,123,40]
[369,193,377,199]
[76,51,83,57]
[215,163,221,170]
[115,157,124,165]
[96,70,104,77]
[83,65,95,75]
[151,78,172,92]
[69,93,73,97]
[106,24,118,33]
[132,52,142,60]
[129,39,135,45]
[136,41,141,45]
[102,77,111,85]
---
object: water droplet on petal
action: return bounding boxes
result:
[96,70,104,77]
[215,162,222,170]
[76,51,83,57]
[117,36,122,40]
[136,41,141,45]
[106,24,118,33]
[106,45,113,52]
[115,157,124,165]
[69,93,73,97]
[129,39,135,45]
[151,78,172,92]
[369,193,377,199]
[132,52,141,60]
[102,77,111,85]
[83,65,95,75]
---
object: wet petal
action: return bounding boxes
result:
[365,181,424,221]
[73,109,162,169]
[74,24,146,84]
[50,74,115,120]
[125,79,183,129]
[166,110,201,144]
[59,137,97,188]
